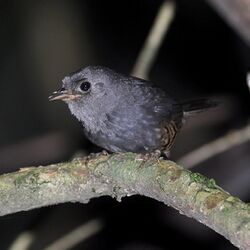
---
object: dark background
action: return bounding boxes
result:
[0,0,249,249]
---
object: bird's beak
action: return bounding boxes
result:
[49,88,81,101]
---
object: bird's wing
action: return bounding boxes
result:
[105,104,161,152]
[104,80,183,152]
[128,77,183,123]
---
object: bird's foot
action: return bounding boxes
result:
[162,150,170,160]
[136,150,162,162]
[100,150,109,156]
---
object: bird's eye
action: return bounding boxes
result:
[79,81,91,92]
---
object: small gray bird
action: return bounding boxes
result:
[49,66,215,156]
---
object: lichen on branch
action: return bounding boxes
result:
[0,152,249,249]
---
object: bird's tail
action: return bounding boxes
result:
[181,98,218,117]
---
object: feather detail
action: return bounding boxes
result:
[182,98,218,117]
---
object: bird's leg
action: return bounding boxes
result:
[84,150,110,162]
[99,149,109,156]
[162,150,170,159]
[136,150,162,163]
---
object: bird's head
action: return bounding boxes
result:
[49,66,122,124]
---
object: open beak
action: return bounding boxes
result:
[49,88,81,101]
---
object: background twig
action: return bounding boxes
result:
[131,1,175,79]
[207,0,250,46]
[178,123,250,168]
[45,219,104,250]
[247,72,250,92]
[9,232,34,250]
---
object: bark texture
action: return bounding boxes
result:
[0,153,249,249]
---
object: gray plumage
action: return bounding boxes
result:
[49,66,216,155]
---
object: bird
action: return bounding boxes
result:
[49,66,216,157]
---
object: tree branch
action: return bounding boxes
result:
[0,153,249,249]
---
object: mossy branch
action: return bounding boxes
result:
[0,153,249,249]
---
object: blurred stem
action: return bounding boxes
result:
[9,231,34,250]
[207,0,250,46]
[131,1,176,79]
[247,72,250,92]
[178,123,250,168]
[0,153,249,249]
[45,219,104,250]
